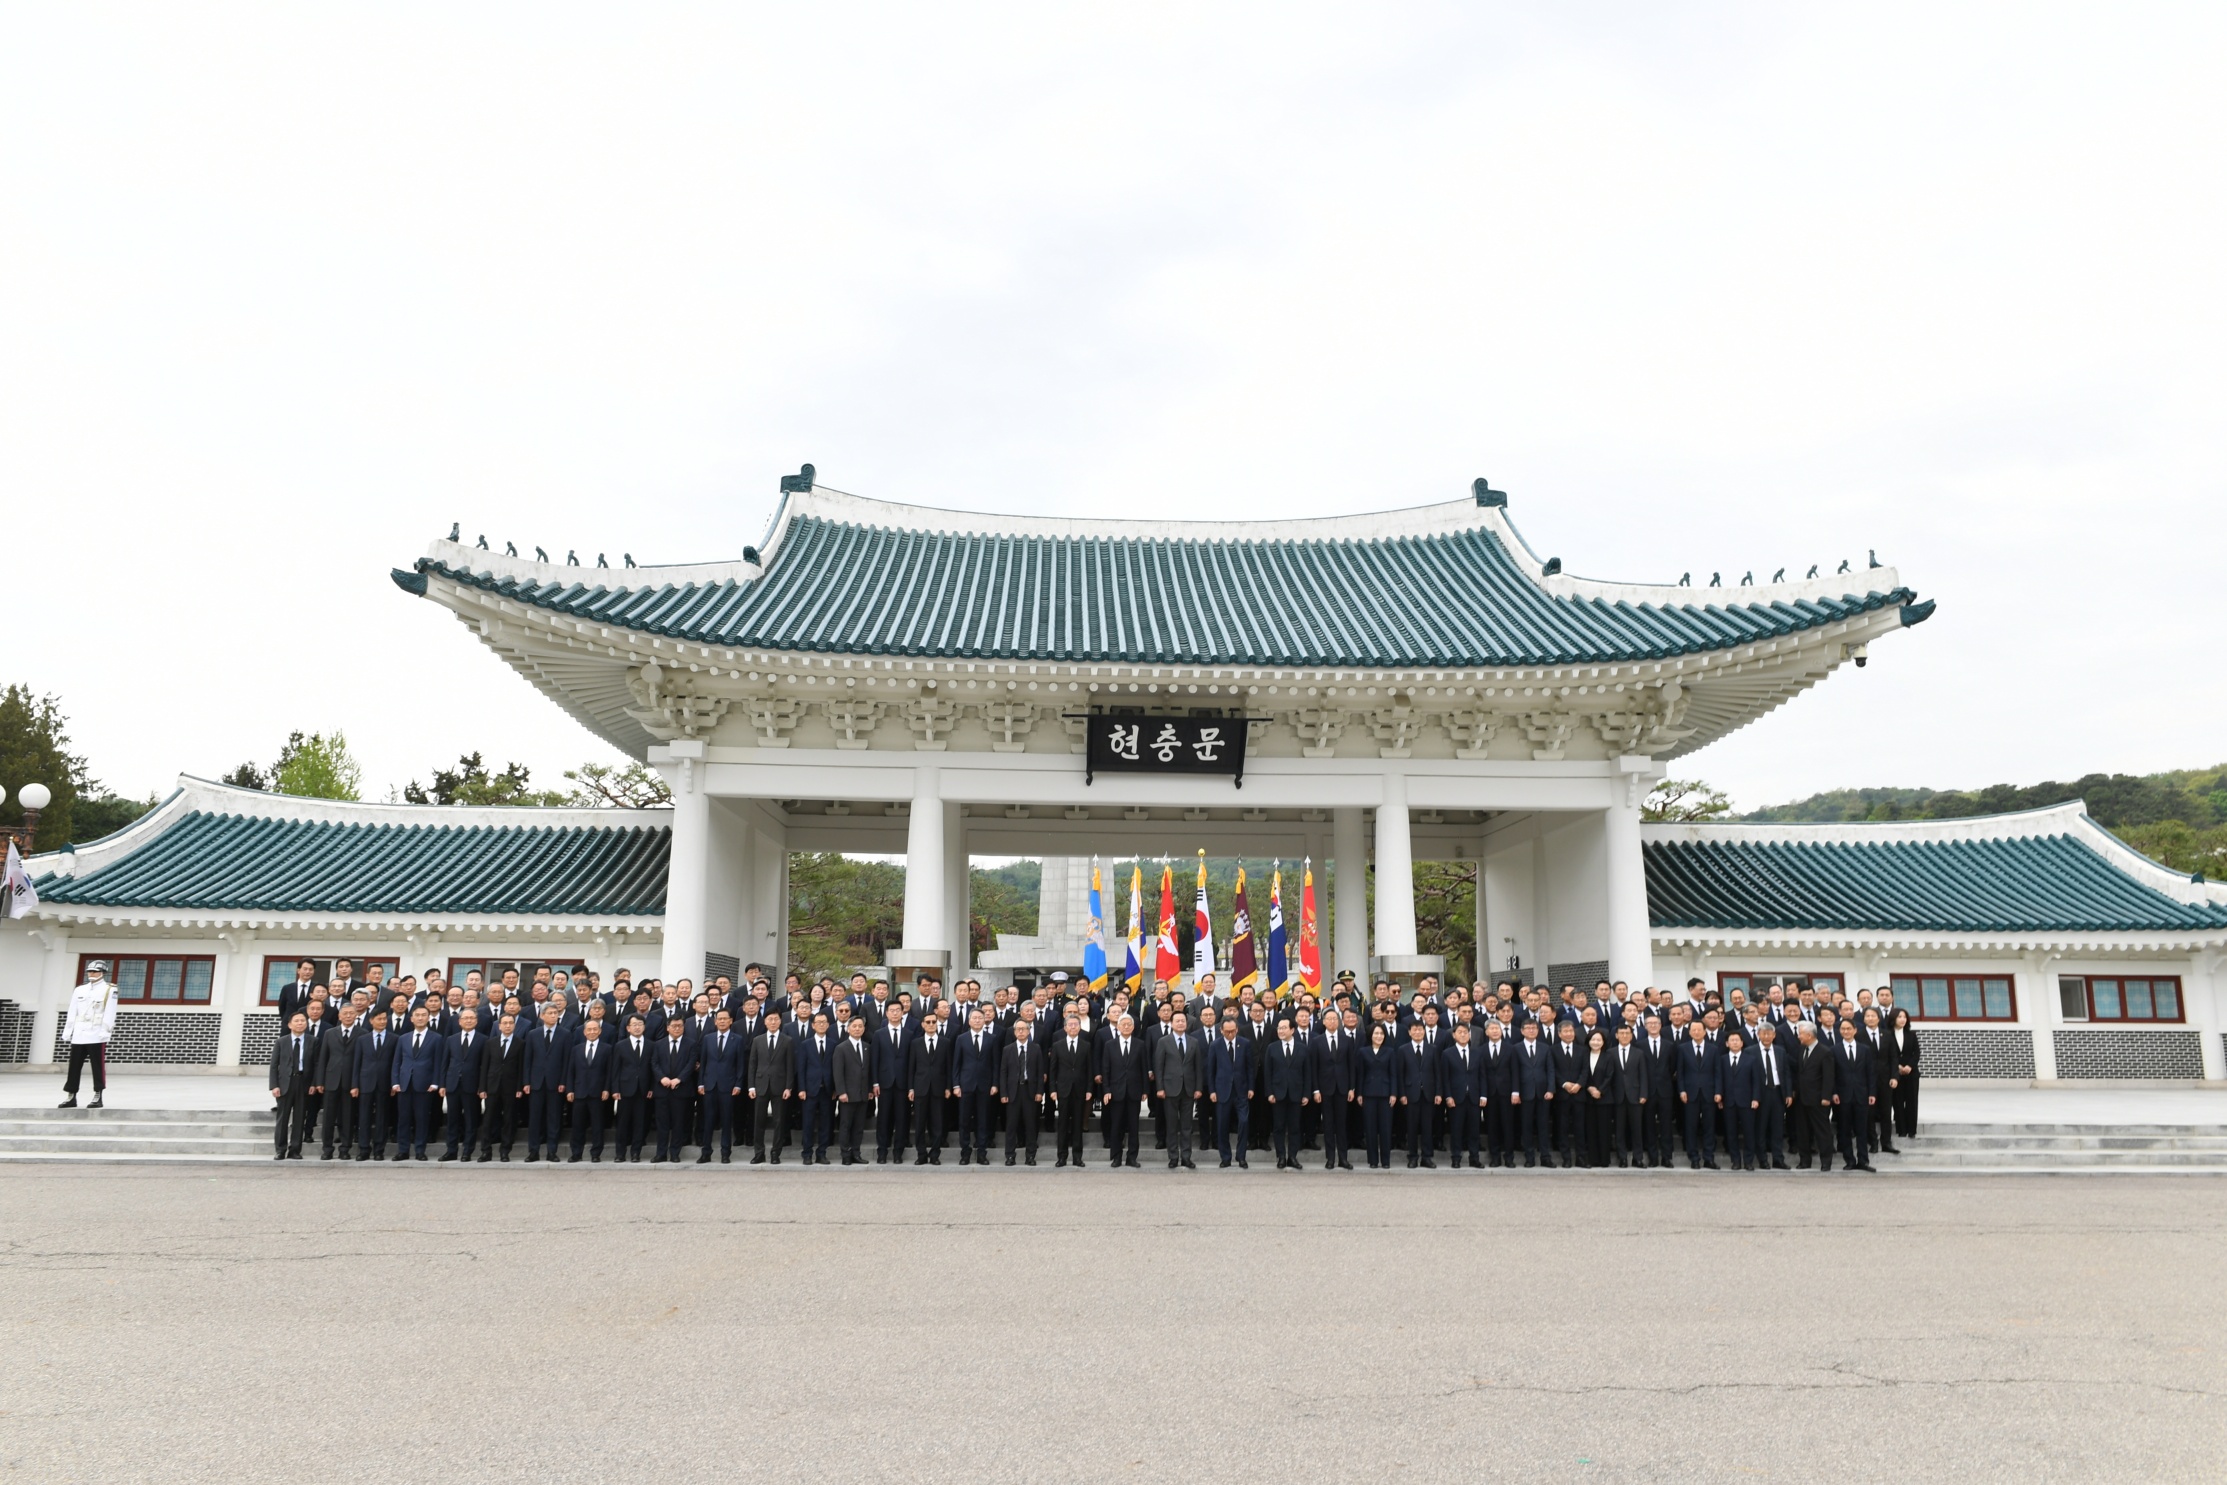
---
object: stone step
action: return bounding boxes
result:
[0,1106,274,1123]
[1890,1149,2227,1168]
[0,1119,271,1141]
[0,1134,273,1156]
[1911,1135,2227,1151]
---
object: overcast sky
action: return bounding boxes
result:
[4,4,2221,814]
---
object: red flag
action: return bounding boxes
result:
[1299,861,1321,994]
[1155,862,1181,987]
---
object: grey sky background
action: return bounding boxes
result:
[5,5,2221,812]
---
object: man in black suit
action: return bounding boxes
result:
[651,1015,699,1163]
[906,1011,950,1164]
[1547,1021,1586,1169]
[1791,1021,1838,1172]
[389,1005,443,1162]
[1511,1017,1553,1167]
[952,1007,998,1166]
[1151,1011,1203,1170]
[605,1014,653,1162]
[1046,1013,1095,1168]
[440,1008,486,1161]
[832,1015,874,1165]
[695,1008,745,1164]
[1752,1019,1792,1169]
[1262,1019,1313,1170]
[1720,1030,1762,1171]
[1098,1013,1148,1169]
[747,1010,796,1164]
[1834,1019,1877,1171]
[350,1007,398,1159]
[276,961,320,1026]
[1435,1022,1484,1169]
[1606,1023,1647,1167]
[871,1003,913,1164]
[1312,1012,1355,1170]
[1475,1017,1513,1167]
[268,1011,314,1160]
[1675,1021,1721,1170]
[313,1001,362,1160]
[994,1019,1044,1166]
[562,1018,613,1161]
[1397,1021,1438,1169]
[520,1002,569,1163]
[1635,1014,1679,1168]
[476,1011,527,1161]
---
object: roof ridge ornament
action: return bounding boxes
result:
[780,463,816,494]
[1471,478,1507,508]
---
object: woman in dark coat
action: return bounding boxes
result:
[1885,1008,1921,1138]
[1582,1029,1617,1168]
[1355,1023,1399,1169]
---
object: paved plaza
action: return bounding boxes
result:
[1,1165,2222,1483]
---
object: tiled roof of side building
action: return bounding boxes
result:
[32,779,669,918]
[1644,804,2227,934]
[405,487,1926,667]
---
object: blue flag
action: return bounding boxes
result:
[1082,861,1108,993]
[1266,865,1288,995]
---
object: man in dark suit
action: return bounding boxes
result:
[1152,1012,1204,1170]
[1511,1018,1553,1167]
[1635,1015,1679,1168]
[1476,1017,1513,1167]
[1791,1021,1838,1171]
[268,1011,314,1159]
[747,1010,797,1164]
[277,962,320,1026]
[906,1011,950,1164]
[313,1001,362,1159]
[1547,1021,1586,1169]
[1720,1030,1762,1171]
[651,1016,699,1163]
[1098,1013,1148,1169]
[952,1007,998,1166]
[477,1011,527,1161]
[1263,1019,1313,1170]
[562,1018,613,1161]
[1436,1022,1483,1169]
[1834,1020,1877,1171]
[350,1007,398,1160]
[389,1005,442,1161]
[1606,1023,1647,1167]
[695,1009,745,1164]
[1311,1013,1355,1170]
[1752,1020,1792,1169]
[520,1002,570,1163]
[793,1011,838,1165]
[439,1008,486,1161]
[871,1003,913,1164]
[831,1015,874,1165]
[1047,1013,1095,1168]
[994,1019,1045,1165]
[1206,1016,1254,1169]
[605,1014,653,1162]
[1675,1022,1721,1170]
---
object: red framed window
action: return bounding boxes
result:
[261,955,401,1006]
[1716,972,1845,1002]
[2058,975,2182,1023]
[1892,973,2016,1022]
[80,953,215,1004]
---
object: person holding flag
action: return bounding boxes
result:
[1229,865,1259,997]
[1082,861,1109,997]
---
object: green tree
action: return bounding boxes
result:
[0,684,91,850]
[564,760,672,809]
[272,730,362,801]
[72,792,158,842]
[1644,779,1733,822]
[403,752,569,806]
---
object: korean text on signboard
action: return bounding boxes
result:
[1084,712,1248,787]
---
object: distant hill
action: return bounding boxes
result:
[1743,765,2227,879]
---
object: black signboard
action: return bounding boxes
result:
[1084,712,1248,787]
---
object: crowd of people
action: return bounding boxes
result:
[242,955,1924,1173]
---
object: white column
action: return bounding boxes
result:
[2192,952,2224,1082]
[1473,826,1491,988]
[1373,774,1416,959]
[1605,759,1653,989]
[658,741,710,988]
[942,803,969,972]
[2026,953,2060,1081]
[1332,807,1367,981]
[902,765,946,953]
[28,926,70,1065]
[215,931,256,1069]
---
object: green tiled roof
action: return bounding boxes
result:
[1645,832,2227,933]
[410,513,1919,667]
[37,811,668,916]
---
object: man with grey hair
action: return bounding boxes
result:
[59,959,120,1109]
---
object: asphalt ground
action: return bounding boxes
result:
[1,1165,2221,1484]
